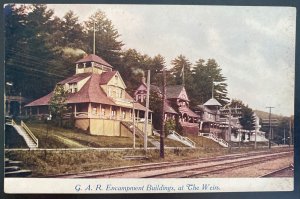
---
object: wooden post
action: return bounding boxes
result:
[74,104,77,118]
[144,70,150,152]
[110,106,112,119]
[99,104,102,118]
[7,101,10,115]
[88,103,91,118]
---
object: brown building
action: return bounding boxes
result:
[134,81,199,134]
[25,54,152,136]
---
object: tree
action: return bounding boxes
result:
[5,4,67,99]
[170,55,192,85]
[190,58,229,106]
[83,10,123,67]
[49,85,69,127]
[146,54,166,87]
[58,10,84,48]
[230,99,255,131]
[149,89,163,130]
[119,49,150,94]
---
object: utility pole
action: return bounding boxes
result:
[283,128,286,145]
[132,101,136,149]
[289,118,292,147]
[144,70,150,152]
[266,106,274,149]
[228,107,232,151]
[160,68,166,158]
[93,21,96,54]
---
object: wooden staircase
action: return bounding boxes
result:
[5,158,32,177]
[121,121,160,148]
[7,119,38,149]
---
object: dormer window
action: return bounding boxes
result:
[68,83,78,93]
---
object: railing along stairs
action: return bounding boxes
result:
[121,121,144,138]
[168,130,196,148]
[200,132,229,148]
[21,120,38,148]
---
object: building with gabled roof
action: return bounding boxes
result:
[25,54,152,136]
[134,78,199,134]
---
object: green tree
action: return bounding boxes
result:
[49,85,69,127]
[83,10,123,67]
[119,49,150,94]
[146,54,166,87]
[170,55,192,85]
[5,4,66,99]
[190,58,229,106]
[230,99,255,131]
[149,90,163,130]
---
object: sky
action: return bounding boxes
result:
[45,4,296,116]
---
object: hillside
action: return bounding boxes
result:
[254,110,289,120]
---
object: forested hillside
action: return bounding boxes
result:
[4,4,229,107]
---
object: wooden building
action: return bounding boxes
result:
[25,54,152,136]
[134,81,199,134]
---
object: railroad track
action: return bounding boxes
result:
[259,164,294,178]
[51,149,293,178]
[144,151,293,178]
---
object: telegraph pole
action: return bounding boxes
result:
[160,68,166,158]
[283,128,286,145]
[144,70,150,152]
[132,101,136,149]
[93,21,96,54]
[228,107,232,151]
[266,106,274,149]
[289,118,292,147]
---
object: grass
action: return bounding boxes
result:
[26,122,146,148]
[149,136,188,147]
[186,135,223,148]
[5,147,289,177]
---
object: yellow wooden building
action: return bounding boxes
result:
[25,54,152,137]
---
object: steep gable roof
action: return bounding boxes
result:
[67,73,115,105]
[99,71,117,85]
[75,54,112,68]
[203,98,222,106]
[57,73,91,85]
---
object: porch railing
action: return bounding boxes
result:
[63,112,152,123]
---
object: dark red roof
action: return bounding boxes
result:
[26,72,149,111]
[165,103,178,114]
[58,73,91,85]
[25,92,53,107]
[124,92,151,112]
[66,73,114,105]
[99,71,117,85]
[75,54,112,68]
[179,106,199,118]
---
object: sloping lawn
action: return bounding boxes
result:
[26,122,147,148]
[186,135,223,148]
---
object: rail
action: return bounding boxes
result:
[208,133,229,147]
[21,121,38,148]
[11,119,17,126]
[169,130,196,148]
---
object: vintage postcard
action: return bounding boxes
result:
[3,4,295,194]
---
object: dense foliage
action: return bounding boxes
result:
[5,4,230,110]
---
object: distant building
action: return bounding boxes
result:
[25,54,152,136]
[134,80,199,134]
